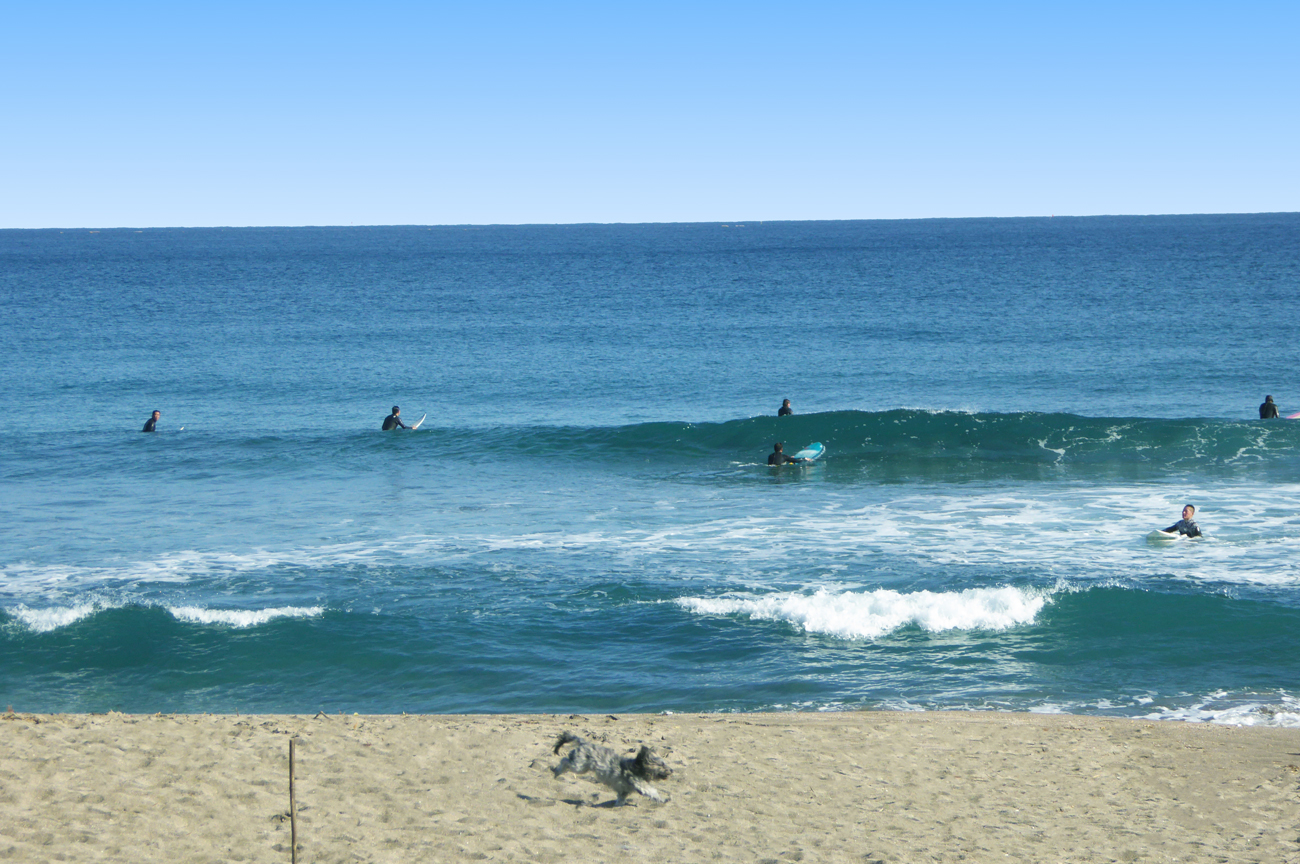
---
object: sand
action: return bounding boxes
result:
[1,710,1298,863]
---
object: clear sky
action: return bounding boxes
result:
[4,1,1296,227]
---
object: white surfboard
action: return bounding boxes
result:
[409,414,426,430]
[1147,529,1202,543]
[791,442,826,462]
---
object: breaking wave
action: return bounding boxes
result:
[676,586,1047,639]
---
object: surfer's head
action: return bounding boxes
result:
[392,406,400,414]
[782,399,790,407]
[773,442,783,452]
[1265,395,1274,403]
[1182,504,1195,520]
[151,410,160,420]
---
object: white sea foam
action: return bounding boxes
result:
[7,603,104,633]
[676,586,1047,639]
[0,540,424,600]
[167,606,324,628]
[1138,691,1300,728]
[473,484,1300,588]
[6,481,1300,609]
[3,602,323,632]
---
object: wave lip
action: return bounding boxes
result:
[166,606,325,628]
[7,603,103,633]
[3,602,325,632]
[676,586,1046,639]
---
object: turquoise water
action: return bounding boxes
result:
[3,216,1299,722]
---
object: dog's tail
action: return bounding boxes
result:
[552,731,583,755]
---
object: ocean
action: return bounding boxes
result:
[3,215,1299,723]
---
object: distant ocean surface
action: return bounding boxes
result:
[3,215,1300,724]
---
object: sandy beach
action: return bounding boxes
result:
[1,710,1297,863]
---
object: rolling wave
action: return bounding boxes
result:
[675,581,1300,648]
[450,410,1300,479]
[11,410,1297,484]
[676,586,1047,639]
[4,602,324,633]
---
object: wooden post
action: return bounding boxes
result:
[289,738,298,864]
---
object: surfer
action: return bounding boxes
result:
[381,406,409,431]
[142,410,160,432]
[1164,505,1202,538]
[768,442,807,465]
[778,399,793,417]
[1260,395,1280,419]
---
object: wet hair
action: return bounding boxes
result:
[392,406,400,413]
[1265,395,1274,402]
[1183,504,1196,514]
[773,442,783,450]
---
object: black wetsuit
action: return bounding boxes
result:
[768,451,798,465]
[142,417,158,432]
[778,405,792,416]
[1260,401,1280,419]
[1164,518,1201,538]
[382,413,408,430]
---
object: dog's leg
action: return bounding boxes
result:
[631,779,665,803]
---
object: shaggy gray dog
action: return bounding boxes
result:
[551,732,672,805]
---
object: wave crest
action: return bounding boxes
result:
[8,604,101,633]
[3,603,325,633]
[676,586,1047,639]
[455,410,1300,480]
[167,606,324,628]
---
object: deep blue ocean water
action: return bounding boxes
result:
[3,215,1300,723]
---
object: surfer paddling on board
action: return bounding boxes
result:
[142,410,160,432]
[1260,395,1280,419]
[768,442,810,466]
[381,406,409,431]
[778,399,793,416]
[1164,505,1202,538]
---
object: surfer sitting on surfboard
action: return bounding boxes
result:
[142,410,160,432]
[1164,505,1201,538]
[382,406,409,430]
[768,442,809,465]
[1260,395,1280,419]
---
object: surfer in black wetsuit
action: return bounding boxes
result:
[142,410,160,432]
[778,399,793,417]
[1164,504,1201,538]
[768,442,806,465]
[1260,395,1280,419]
[382,406,408,431]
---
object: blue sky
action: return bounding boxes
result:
[3,1,1296,227]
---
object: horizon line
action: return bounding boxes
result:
[4,210,1299,232]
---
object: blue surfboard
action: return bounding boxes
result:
[791,442,826,462]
